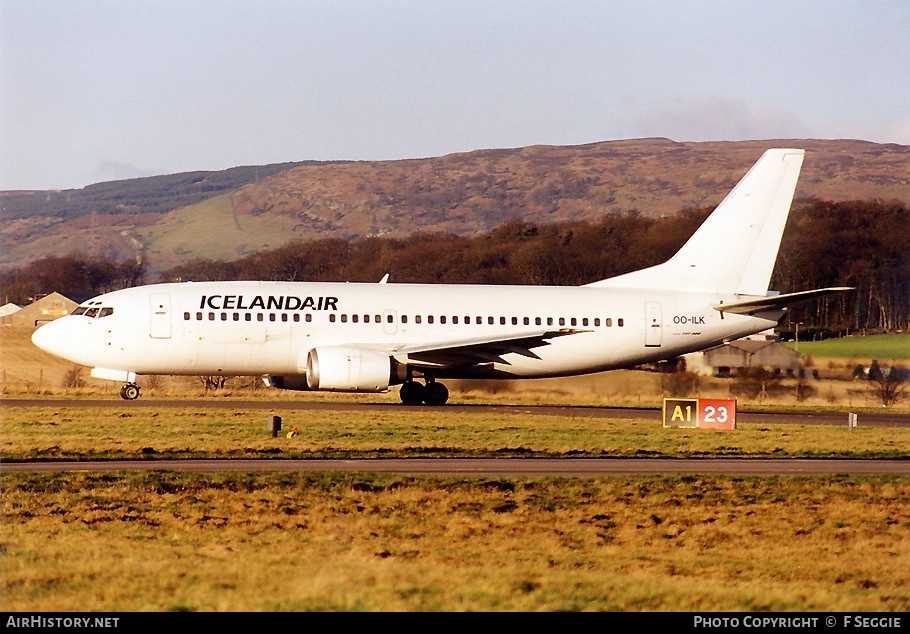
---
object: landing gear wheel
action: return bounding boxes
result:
[424,381,449,406]
[399,381,425,406]
[120,383,140,400]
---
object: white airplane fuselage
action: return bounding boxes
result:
[32,279,779,380]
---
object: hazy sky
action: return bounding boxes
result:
[2,0,908,190]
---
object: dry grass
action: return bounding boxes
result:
[2,406,909,462]
[3,472,909,611]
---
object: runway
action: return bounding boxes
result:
[3,458,909,476]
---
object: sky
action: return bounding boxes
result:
[1,0,908,191]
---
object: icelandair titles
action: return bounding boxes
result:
[200,295,338,311]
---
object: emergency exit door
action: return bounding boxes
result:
[149,293,172,339]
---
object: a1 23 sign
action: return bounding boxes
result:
[663,398,736,429]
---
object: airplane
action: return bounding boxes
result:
[31,148,851,405]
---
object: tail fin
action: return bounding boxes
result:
[586,148,805,296]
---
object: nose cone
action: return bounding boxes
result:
[32,318,77,362]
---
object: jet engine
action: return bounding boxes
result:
[306,346,399,392]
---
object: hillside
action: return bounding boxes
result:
[2,137,908,276]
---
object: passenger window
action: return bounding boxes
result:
[269,313,276,322]
[547,317,554,326]
[245,313,252,322]
[374,314,381,322]
[618,318,624,327]
[428,316,434,324]
[386,314,393,323]
[281,314,288,322]
[233,313,240,321]
[558,317,565,326]
[196,312,203,320]
[582,318,589,327]
[571,318,577,326]
[401,315,408,324]
[452,316,459,325]
[535,317,541,326]
[594,318,600,327]
[415,315,422,324]
[184,312,191,320]
[363,315,369,323]
[606,318,613,327]
[221,313,228,321]
[488,317,494,325]
[293,314,300,322]
[257,314,264,322]
[440,316,446,324]
[352,314,359,323]
[306,314,313,323]
[208,312,215,321]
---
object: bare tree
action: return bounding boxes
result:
[867,364,909,408]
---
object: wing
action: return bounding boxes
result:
[391,329,587,368]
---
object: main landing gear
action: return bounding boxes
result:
[119,383,140,400]
[399,379,449,406]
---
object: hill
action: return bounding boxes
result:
[2,137,908,276]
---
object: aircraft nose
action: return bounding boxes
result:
[31,319,73,358]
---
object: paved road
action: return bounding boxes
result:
[2,398,908,427]
[3,399,907,476]
[2,457,908,475]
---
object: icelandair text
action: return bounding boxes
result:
[200,295,338,311]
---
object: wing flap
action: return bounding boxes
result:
[396,329,586,368]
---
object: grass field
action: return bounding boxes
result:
[781,333,910,362]
[4,471,909,611]
[3,405,910,612]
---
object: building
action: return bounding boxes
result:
[0,303,21,318]
[694,339,802,377]
[0,292,77,328]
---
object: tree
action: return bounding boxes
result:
[867,364,909,408]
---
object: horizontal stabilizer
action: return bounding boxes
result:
[714,287,853,315]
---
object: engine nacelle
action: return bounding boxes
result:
[263,375,311,391]
[306,346,394,392]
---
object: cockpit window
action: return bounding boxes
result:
[73,305,113,318]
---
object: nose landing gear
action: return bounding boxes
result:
[119,383,140,400]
